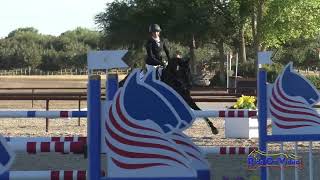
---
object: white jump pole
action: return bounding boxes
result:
[0,111,86,118]
[193,109,257,118]
[0,109,257,119]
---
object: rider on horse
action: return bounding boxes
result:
[145,24,170,78]
[120,24,219,135]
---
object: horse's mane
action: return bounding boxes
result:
[162,58,192,91]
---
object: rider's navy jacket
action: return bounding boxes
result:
[145,38,170,66]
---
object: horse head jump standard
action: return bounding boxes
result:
[105,69,210,179]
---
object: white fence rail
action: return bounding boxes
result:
[0,68,129,76]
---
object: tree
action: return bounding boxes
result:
[0,27,102,70]
[60,27,102,49]
[275,37,320,68]
[255,0,320,52]
[95,0,147,48]
[95,0,320,81]
[7,27,39,38]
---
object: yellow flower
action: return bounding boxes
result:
[232,95,256,109]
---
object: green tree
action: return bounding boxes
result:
[262,0,320,48]
[95,0,146,48]
[0,27,101,70]
[60,27,101,49]
[7,27,39,38]
[274,37,320,68]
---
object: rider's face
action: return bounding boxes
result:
[152,32,160,38]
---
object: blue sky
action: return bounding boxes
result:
[0,0,113,38]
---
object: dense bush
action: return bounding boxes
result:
[236,62,256,78]
[209,71,226,87]
[263,63,284,83]
[263,63,320,90]
[0,27,101,71]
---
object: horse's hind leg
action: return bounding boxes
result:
[183,93,219,135]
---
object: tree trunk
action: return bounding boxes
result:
[239,24,247,63]
[251,2,258,62]
[218,39,226,85]
[255,0,265,68]
[189,35,197,75]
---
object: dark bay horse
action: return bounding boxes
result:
[119,58,218,135]
[161,57,218,135]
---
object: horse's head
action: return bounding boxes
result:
[119,69,195,134]
[279,63,320,106]
[162,58,191,89]
[169,57,190,70]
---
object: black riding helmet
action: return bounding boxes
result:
[149,24,161,33]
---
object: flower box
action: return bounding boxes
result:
[225,95,258,139]
[225,117,258,139]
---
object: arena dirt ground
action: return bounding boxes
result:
[1,77,320,179]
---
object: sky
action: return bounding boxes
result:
[0,0,113,38]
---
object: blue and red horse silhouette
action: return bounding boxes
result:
[270,63,320,134]
[0,135,15,176]
[104,69,209,179]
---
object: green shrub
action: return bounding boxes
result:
[209,71,226,87]
[263,63,283,83]
[236,62,256,78]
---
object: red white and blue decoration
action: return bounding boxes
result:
[104,69,210,180]
[0,135,15,175]
[269,63,320,134]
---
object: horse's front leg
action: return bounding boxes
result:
[182,91,219,135]
[189,102,219,135]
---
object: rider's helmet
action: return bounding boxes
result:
[148,24,161,33]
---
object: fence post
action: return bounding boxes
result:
[45,99,49,132]
[78,96,81,126]
[31,89,34,108]
[88,75,101,180]
[258,68,267,180]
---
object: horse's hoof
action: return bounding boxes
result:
[207,121,219,135]
[211,127,219,135]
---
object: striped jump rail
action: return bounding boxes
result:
[6,136,87,143]
[193,110,257,118]
[0,170,106,180]
[0,111,87,118]
[8,141,85,154]
[7,140,256,155]
[201,146,258,155]
[0,110,257,118]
